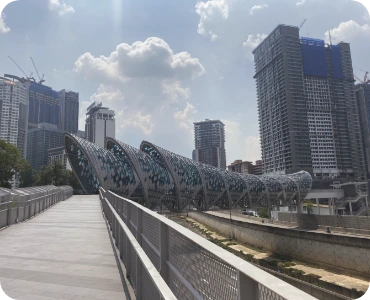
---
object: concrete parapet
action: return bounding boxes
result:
[189,211,370,278]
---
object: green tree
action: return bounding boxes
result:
[306,201,313,215]
[36,160,77,187]
[0,139,26,188]
[19,161,37,188]
[257,207,269,219]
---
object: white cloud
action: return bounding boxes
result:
[0,0,9,10]
[243,33,267,49]
[174,102,197,132]
[163,80,190,101]
[243,136,261,163]
[48,0,75,16]
[222,120,261,165]
[296,0,306,6]
[74,37,205,84]
[90,84,124,105]
[249,4,269,15]
[243,33,267,59]
[0,14,10,34]
[75,38,204,139]
[195,0,230,39]
[325,20,370,43]
[117,110,154,135]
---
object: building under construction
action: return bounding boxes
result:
[253,25,366,183]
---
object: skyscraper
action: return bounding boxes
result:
[60,89,79,134]
[356,83,370,178]
[28,82,60,128]
[253,24,366,181]
[193,119,226,170]
[85,102,115,147]
[0,75,29,158]
[27,123,64,171]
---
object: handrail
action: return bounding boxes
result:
[102,188,316,300]
[103,195,177,300]
[0,191,62,210]
[0,185,73,230]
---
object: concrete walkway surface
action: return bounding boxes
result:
[0,195,128,300]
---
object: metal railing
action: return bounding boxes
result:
[100,188,316,300]
[0,185,73,230]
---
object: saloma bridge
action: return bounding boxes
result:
[0,134,315,300]
[65,134,312,213]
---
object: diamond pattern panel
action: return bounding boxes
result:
[168,227,238,300]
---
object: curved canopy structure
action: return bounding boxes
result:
[105,137,175,209]
[65,134,312,212]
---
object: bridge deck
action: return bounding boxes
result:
[0,195,127,300]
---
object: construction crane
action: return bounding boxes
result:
[328,30,332,45]
[30,57,45,84]
[354,71,370,84]
[8,56,29,79]
[299,18,307,30]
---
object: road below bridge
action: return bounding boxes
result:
[0,195,129,300]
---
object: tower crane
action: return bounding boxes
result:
[354,71,370,84]
[30,57,45,84]
[8,56,28,79]
[299,18,307,30]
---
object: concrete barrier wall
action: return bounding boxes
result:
[278,212,370,231]
[0,186,73,230]
[0,210,7,229]
[24,206,29,220]
[189,212,370,277]
[9,208,17,225]
[18,207,24,222]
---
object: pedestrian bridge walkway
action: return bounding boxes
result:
[0,190,316,300]
[0,196,128,300]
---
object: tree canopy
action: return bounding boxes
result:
[0,139,82,191]
[0,139,27,188]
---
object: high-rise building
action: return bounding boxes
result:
[28,82,60,129]
[85,102,115,147]
[227,160,263,175]
[60,89,79,134]
[227,160,253,174]
[252,160,263,176]
[76,130,85,139]
[0,75,29,158]
[27,123,64,171]
[48,146,72,170]
[253,25,366,181]
[193,119,226,170]
[356,83,370,178]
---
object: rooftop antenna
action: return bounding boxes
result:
[329,30,332,45]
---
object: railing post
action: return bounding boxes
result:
[136,208,143,300]
[126,203,131,277]
[160,222,169,283]
[237,271,258,300]
[137,209,142,245]
[136,257,143,300]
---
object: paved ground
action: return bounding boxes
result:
[0,195,128,300]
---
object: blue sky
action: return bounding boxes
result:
[1,0,369,164]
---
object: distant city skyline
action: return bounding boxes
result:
[1,0,368,164]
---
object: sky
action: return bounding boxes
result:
[0,0,369,165]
